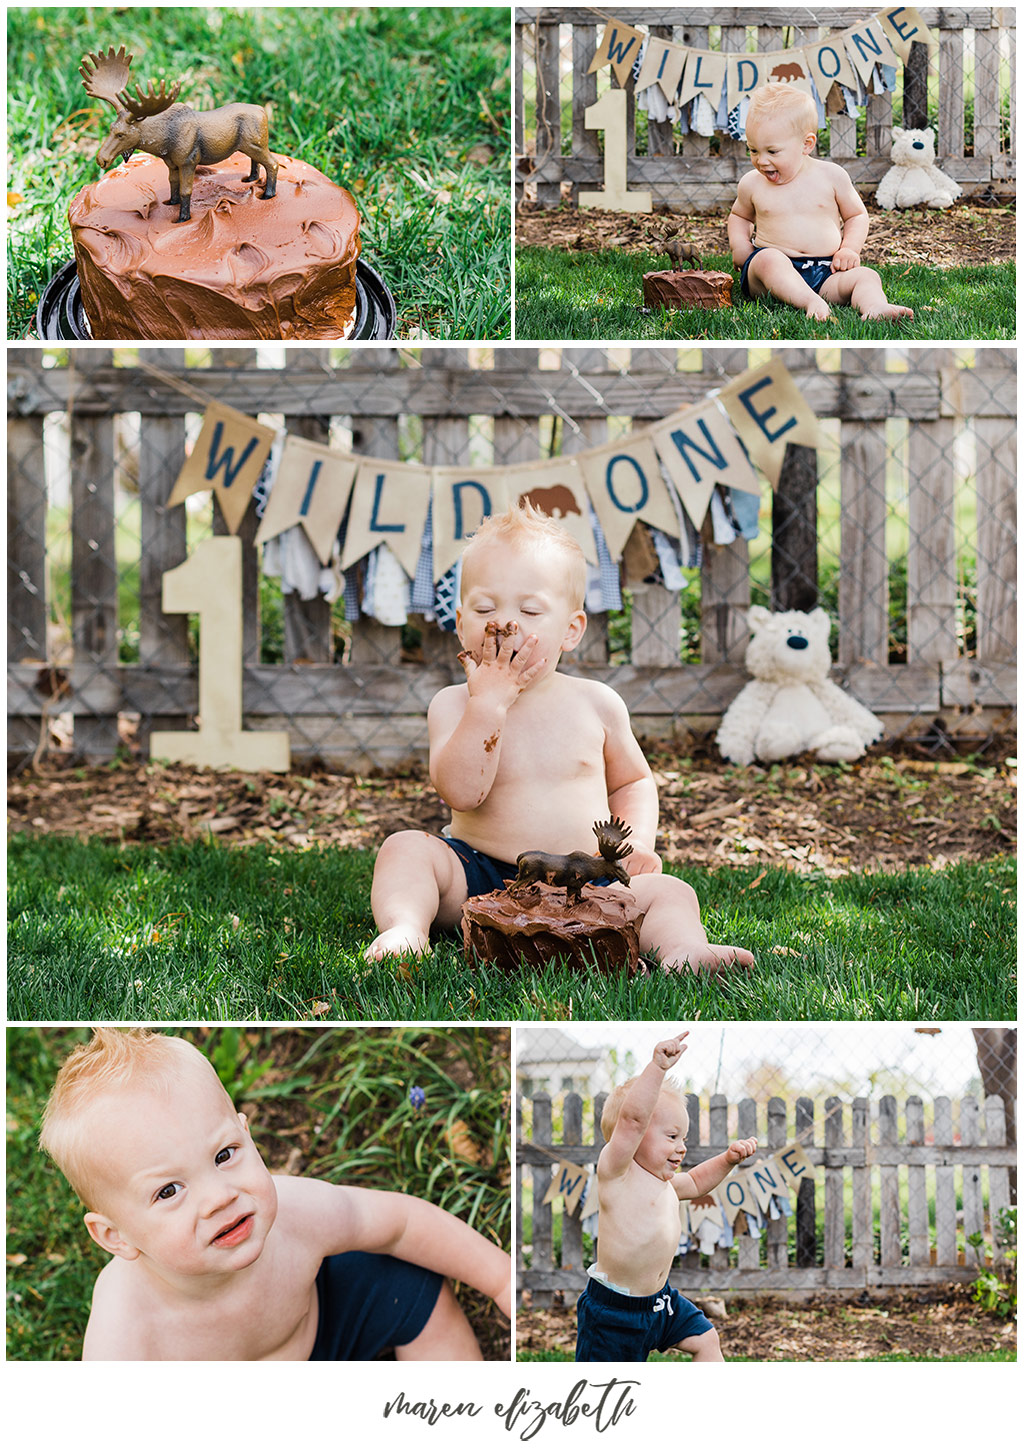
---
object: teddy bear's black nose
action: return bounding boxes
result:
[786,634,809,650]
[912,140,925,149]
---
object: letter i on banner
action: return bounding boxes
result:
[167,402,276,533]
[151,537,291,772]
[255,435,357,564]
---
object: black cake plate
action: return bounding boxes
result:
[36,257,396,341]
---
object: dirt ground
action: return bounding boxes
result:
[515,200,1017,268]
[8,740,1015,875]
[516,1283,1016,1361]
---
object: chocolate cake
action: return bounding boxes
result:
[462,882,645,975]
[67,151,360,340]
[643,269,733,311]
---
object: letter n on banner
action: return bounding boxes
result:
[167,402,276,534]
[342,460,431,579]
[432,468,509,581]
[650,403,760,529]
[718,361,825,488]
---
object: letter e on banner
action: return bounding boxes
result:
[719,361,824,487]
[777,1142,812,1186]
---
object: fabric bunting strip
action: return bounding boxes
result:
[588,7,930,138]
[166,360,820,621]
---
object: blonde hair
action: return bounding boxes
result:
[746,82,818,140]
[39,1028,231,1208]
[601,1077,689,1143]
[460,499,587,612]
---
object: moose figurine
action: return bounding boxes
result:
[510,818,634,904]
[80,45,277,223]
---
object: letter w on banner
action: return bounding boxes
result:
[167,402,276,534]
[542,1159,590,1216]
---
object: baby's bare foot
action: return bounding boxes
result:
[805,299,831,321]
[662,943,755,979]
[860,302,914,321]
[364,925,431,962]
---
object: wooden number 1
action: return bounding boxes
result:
[579,89,653,212]
[150,537,291,772]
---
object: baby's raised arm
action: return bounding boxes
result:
[599,1033,688,1179]
[287,1176,512,1315]
[672,1137,758,1200]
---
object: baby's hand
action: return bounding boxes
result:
[458,620,545,708]
[653,1031,689,1069]
[831,248,861,272]
[726,1137,758,1164]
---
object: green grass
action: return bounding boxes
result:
[6,836,1015,1021]
[513,246,1015,341]
[7,1024,510,1360]
[7,6,511,340]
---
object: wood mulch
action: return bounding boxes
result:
[7,741,1015,875]
[515,200,1017,268]
[516,1283,1016,1361]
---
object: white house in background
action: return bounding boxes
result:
[516,1029,617,1097]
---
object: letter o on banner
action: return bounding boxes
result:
[605,453,650,514]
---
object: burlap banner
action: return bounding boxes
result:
[167,362,822,580]
[591,6,929,125]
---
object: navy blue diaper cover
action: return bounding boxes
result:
[308,1251,443,1360]
[575,1277,714,1362]
[740,246,835,299]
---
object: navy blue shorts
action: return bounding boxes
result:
[440,835,612,901]
[307,1251,443,1360]
[575,1277,714,1362]
[740,246,835,299]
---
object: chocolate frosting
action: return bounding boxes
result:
[643,269,734,311]
[462,882,645,975]
[68,152,360,340]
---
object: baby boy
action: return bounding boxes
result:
[39,1028,511,1359]
[576,1030,756,1362]
[365,501,754,974]
[729,82,913,322]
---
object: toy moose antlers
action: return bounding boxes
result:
[80,45,277,223]
[511,818,634,904]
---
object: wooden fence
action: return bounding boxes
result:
[516,6,1016,208]
[6,346,1016,770]
[518,1090,1016,1298]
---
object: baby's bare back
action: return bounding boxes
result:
[447,674,616,861]
[596,1164,683,1295]
[747,158,845,256]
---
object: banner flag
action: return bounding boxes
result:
[167,402,276,534]
[651,401,761,527]
[636,35,686,102]
[341,459,431,578]
[502,458,597,565]
[747,1157,791,1214]
[577,433,680,560]
[758,49,815,96]
[878,5,931,62]
[776,1142,814,1187]
[677,47,727,109]
[255,436,357,564]
[718,1166,759,1223]
[845,18,900,86]
[542,1159,590,1216]
[719,361,825,488]
[432,467,510,581]
[588,21,644,84]
[807,35,859,96]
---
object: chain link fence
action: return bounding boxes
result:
[516,6,1015,207]
[7,345,1016,770]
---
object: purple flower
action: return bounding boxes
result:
[409,1085,426,1111]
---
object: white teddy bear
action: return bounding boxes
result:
[717,606,885,766]
[875,126,962,210]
